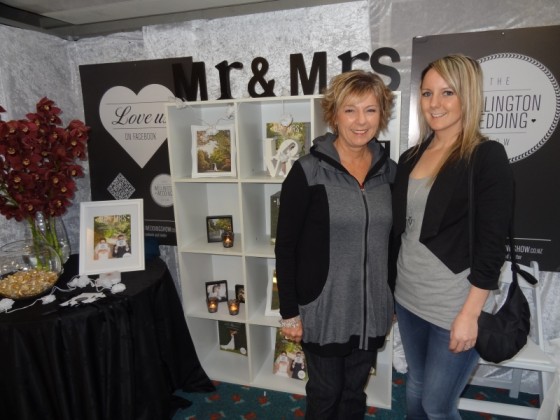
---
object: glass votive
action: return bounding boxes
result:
[207,297,219,313]
[222,231,234,248]
[228,298,239,315]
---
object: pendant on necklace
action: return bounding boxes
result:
[406,216,414,229]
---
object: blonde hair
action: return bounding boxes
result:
[321,70,394,136]
[415,54,486,169]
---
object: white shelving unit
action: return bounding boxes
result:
[165,96,394,409]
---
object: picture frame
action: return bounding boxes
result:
[206,215,233,243]
[205,280,228,303]
[79,199,145,275]
[263,121,311,178]
[219,321,247,356]
[191,124,236,178]
[265,263,280,316]
[273,328,307,380]
[235,284,245,303]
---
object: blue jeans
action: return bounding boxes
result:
[303,347,377,420]
[395,302,479,420]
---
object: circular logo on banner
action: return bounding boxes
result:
[479,53,560,163]
[150,174,173,207]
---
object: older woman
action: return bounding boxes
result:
[275,70,396,419]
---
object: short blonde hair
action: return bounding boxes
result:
[417,54,486,164]
[321,70,394,136]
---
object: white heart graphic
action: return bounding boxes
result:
[99,84,174,168]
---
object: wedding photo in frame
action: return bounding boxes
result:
[79,199,145,275]
[273,328,307,380]
[191,124,236,178]
[263,121,311,178]
[206,215,233,243]
[265,263,280,316]
[235,284,245,303]
[205,280,228,303]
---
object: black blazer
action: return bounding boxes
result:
[391,138,514,291]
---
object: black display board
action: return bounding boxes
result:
[410,25,560,271]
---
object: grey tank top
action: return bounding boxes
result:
[394,177,475,330]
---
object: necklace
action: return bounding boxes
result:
[406,178,425,230]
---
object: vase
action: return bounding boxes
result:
[0,240,62,300]
[27,212,71,264]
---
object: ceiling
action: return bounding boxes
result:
[0,0,352,39]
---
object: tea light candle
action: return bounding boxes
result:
[207,297,218,313]
[228,299,239,315]
[222,231,234,248]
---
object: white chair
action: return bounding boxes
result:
[459,261,557,419]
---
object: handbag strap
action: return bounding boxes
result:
[467,145,535,285]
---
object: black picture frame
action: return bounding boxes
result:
[205,280,228,303]
[206,215,233,243]
[235,284,245,303]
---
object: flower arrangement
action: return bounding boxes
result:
[0,97,89,259]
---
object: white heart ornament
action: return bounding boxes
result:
[99,84,174,168]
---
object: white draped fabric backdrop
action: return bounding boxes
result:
[0,0,558,397]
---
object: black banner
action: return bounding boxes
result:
[80,58,206,245]
[410,25,560,271]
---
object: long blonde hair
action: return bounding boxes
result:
[415,54,486,171]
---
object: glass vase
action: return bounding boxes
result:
[0,240,62,300]
[26,212,71,264]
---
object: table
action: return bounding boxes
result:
[0,255,214,420]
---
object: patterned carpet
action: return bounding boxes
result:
[172,369,540,419]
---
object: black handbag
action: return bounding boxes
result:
[468,148,537,364]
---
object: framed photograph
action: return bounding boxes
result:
[219,321,247,356]
[205,280,228,303]
[273,328,307,380]
[263,121,310,178]
[265,263,280,316]
[206,215,233,243]
[79,199,145,275]
[235,284,245,303]
[191,124,236,178]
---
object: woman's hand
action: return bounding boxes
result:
[280,316,303,343]
[449,285,490,353]
[449,311,478,353]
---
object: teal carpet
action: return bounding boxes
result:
[172,369,540,419]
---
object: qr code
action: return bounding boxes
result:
[107,173,136,200]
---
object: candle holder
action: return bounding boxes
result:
[222,231,234,248]
[228,299,239,315]
[207,297,219,313]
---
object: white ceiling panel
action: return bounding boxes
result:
[0,0,354,37]
[40,0,268,25]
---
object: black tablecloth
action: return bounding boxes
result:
[0,255,214,420]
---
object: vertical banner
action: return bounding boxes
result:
[409,25,560,272]
[80,58,205,245]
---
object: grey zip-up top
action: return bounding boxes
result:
[275,133,396,356]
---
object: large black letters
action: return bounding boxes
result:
[338,51,370,72]
[248,57,276,97]
[216,60,244,100]
[370,47,400,90]
[290,52,328,96]
[172,58,209,101]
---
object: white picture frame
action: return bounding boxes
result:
[191,124,236,178]
[79,199,145,275]
[265,261,280,317]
